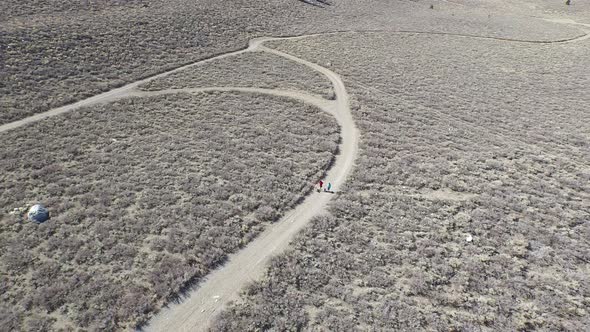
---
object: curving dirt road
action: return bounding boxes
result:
[1,20,588,135]
[141,37,358,332]
[2,16,587,332]
[142,20,590,330]
[1,23,587,136]
[129,87,331,111]
[0,32,360,331]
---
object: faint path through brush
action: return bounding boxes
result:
[0,19,588,134]
[141,36,358,332]
[128,87,331,111]
[1,16,587,332]
[542,18,590,41]
[140,18,590,331]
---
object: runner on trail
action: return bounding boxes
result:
[326,182,332,192]
[318,180,324,192]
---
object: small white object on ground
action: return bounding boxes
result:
[465,234,473,242]
[27,204,49,223]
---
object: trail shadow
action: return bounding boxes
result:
[316,189,336,194]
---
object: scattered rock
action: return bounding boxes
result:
[9,206,27,215]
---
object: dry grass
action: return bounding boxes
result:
[0,91,339,330]
[213,30,590,331]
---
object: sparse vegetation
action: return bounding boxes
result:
[0,0,334,125]
[1,0,578,125]
[139,51,333,98]
[0,91,339,331]
[2,0,589,331]
[213,31,590,330]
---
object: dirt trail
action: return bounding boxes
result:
[0,32,359,331]
[0,46,251,134]
[1,20,588,135]
[543,18,590,41]
[142,37,358,332]
[129,87,332,111]
[1,15,587,332]
[142,20,589,330]
[1,20,587,135]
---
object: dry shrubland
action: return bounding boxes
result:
[139,51,333,98]
[1,1,588,331]
[0,91,339,331]
[0,0,153,18]
[0,0,331,125]
[214,31,590,331]
[1,0,578,125]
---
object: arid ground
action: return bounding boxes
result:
[1,0,589,331]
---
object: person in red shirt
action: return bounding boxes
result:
[318,180,324,192]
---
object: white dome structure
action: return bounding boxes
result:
[27,204,49,223]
